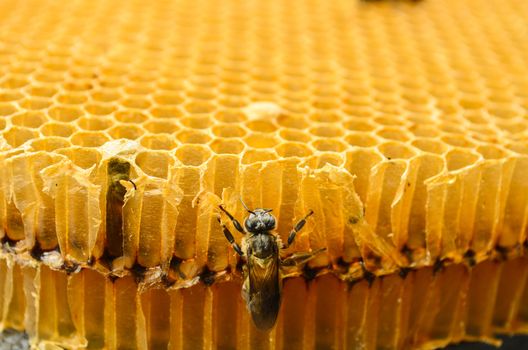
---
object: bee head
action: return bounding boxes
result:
[244,209,276,233]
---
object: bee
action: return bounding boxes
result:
[218,199,324,330]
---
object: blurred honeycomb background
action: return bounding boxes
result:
[1,0,528,348]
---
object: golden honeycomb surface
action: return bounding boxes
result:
[1,0,528,348]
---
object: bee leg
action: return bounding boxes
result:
[281,248,326,267]
[219,205,245,234]
[284,210,314,248]
[217,217,244,256]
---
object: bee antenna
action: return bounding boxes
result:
[239,196,255,214]
[264,209,273,213]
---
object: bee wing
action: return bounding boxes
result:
[247,254,281,330]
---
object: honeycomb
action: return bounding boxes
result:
[0,0,528,348]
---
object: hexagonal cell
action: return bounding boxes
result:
[477,144,509,160]
[56,92,88,105]
[56,147,102,169]
[84,103,116,116]
[446,149,481,171]
[152,92,184,105]
[184,101,216,114]
[0,118,6,131]
[63,80,94,92]
[123,84,154,96]
[143,120,179,134]
[489,105,519,119]
[243,133,280,149]
[311,139,347,152]
[25,85,58,98]
[308,112,341,123]
[29,136,70,152]
[344,119,376,132]
[2,126,39,148]
[186,89,216,101]
[0,76,28,89]
[314,152,345,168]
[176,129,211,144]
[210,138,245,155]
[218,96,249,108]
[495,120,526,135]
[140,134,176,150]
[17,97,52,110]
[441,135,477,149]
[108,124,144,140]
[376,126,413,142]
[276,113,309,129]
[408,124,440,138]
[0,103,17,116]
[180,115,214,129]
[311,97,339,110]
[275,142,313,158]
[40,122,76,137]
[378,141,417,160]
[48,105,83,122]
[175,144,211,166]
[212,124,247,138]
[241,149,278,164]
[70,131,111,147]
[77,116,113,131]
[505,141,528,155]
[245,119,278,133]
[278,128,311,143]
[462,111,489,125]
[113,111,147,125]
[411,138,448,155]
[214,110,247,123]
[0,91,23,102]
[308,125,344,138]
[11,111,47,128]
[345,132,379,147]
[150,106,183,119]
[135,151,172,179]
[121,97,151,109]
[91,90,121,102]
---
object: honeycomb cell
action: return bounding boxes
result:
[210,139,245,155]
[121,97,151,109]
[344,119,377,132]
[180,115,214,129]
[309,125,345,138]
[77,116,113,131]
[0,103,17,116]
[11,111,47,128]
[311,139,347,152]
[114,111,149,124]
[214,110,247,123]
[176,129,211,144]
[25,85,58,98]
[56,147,102,170]
[91,90,121,103]
[70,131,111,147]
[212,124,246,138]
[377,127,412,142]
[29,137,70,152]
[175,144,211,166]
[446,149,481,172]
[279,128,312,143]
[48,105,83,122]
[3,126,39,148]
[84,103,116,116]
[143,120,179,134]
[411,138,449,155]
[136,151,172,179]
[245,119,278,133]
[241,149,278,164]
[56,92,88,105]
[441,135,477,149]
[184,101,216,114]
[378,141,417,160]
[243,133,280,149]
[275,142,313,158]
[40,122,76,137]
[140,134,177,150]
[276,113,309,129]
[108,124,144,140]
[150,106,184,119]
